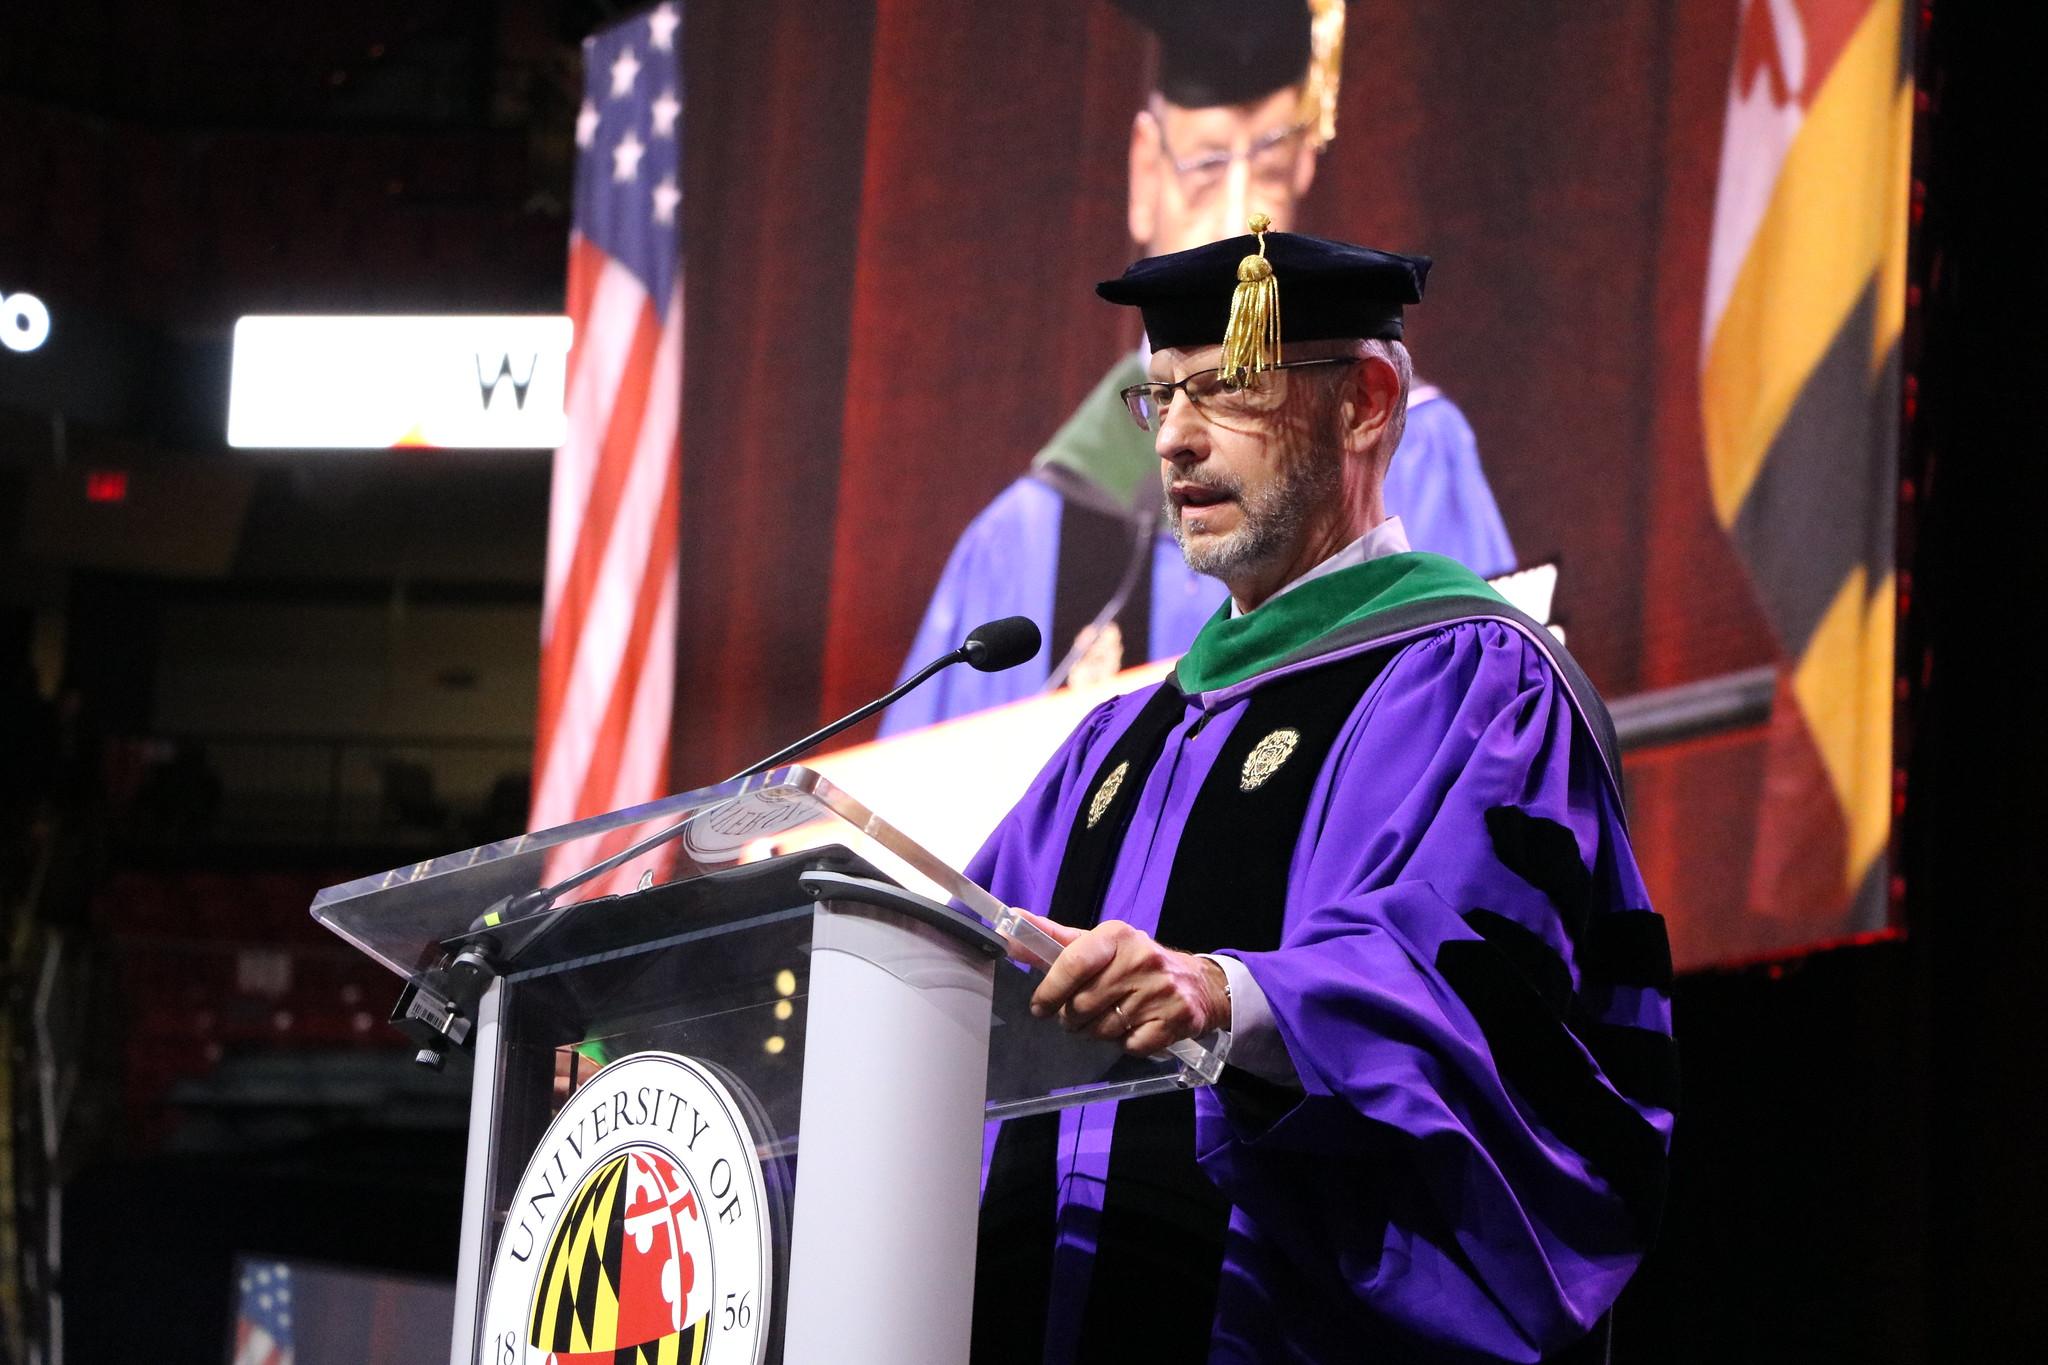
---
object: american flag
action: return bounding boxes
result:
[231,1260,294,1365]
[532,2,685,849]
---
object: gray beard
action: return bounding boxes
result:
[1168,445,1342,583]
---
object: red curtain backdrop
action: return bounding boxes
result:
[673,0,878,787]
[667,0,1864,969]
[818,0,1149,722]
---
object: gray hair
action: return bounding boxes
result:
[1288,336,1413,457]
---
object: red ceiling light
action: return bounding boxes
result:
[84,469,129,503]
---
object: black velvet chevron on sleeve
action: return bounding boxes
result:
[1456,909,1680,1106]
[1438,804,1681,1232]
[1575,1018,1682,1113]
[1579,908,1675,991]
[1462,907,1574,1018]
[1484,804,1596,943]
[1435,938,1670,1236]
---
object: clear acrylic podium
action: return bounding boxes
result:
[311,765,1220,1365]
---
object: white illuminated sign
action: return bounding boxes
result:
[227,315,573,449]
[2,291,51,354]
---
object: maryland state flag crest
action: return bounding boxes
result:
[528,1149,714,1364]
[1701,0,1913,945]
[479,1052,772,1365]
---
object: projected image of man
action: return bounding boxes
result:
[882,0,1515,734]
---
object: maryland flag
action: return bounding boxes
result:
[1701,0,1913,937]
[529,1149,713,1365]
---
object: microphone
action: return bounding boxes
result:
[962,615,1043,673]
[728,615,1040,780]
[477,616,1043,929]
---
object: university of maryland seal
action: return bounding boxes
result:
[479,1052,772,1365]
[1240,728,1302,791]
[1087,761,1130,829]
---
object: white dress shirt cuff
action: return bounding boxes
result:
[1199,953,1301,1086]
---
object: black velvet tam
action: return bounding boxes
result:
[1095,230,1431,349]
[1113,0,1312,109]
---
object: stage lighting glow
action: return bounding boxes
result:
[2,290,50,353]
[226,314,572,449]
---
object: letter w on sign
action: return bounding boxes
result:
[477,352,541,411]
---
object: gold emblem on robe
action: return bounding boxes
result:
[1088,760,1130,829]
[1240,728,1302,791]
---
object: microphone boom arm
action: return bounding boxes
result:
[474,616,1041,933]
[727,647,962,782]
[485,646,969,929]
[403,618,1040,1067]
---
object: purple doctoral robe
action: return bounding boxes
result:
[966,608,1672,1362]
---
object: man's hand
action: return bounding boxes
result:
[1022,911,1231,1057]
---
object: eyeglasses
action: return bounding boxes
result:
[1151,102,1313,207]
[1118,358,1356,432]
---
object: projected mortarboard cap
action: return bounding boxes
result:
[1097,219,1430,381]
[1114,0,1346,150]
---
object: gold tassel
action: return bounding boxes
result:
[1219,213,1281,386]
[1299,0,1347,152]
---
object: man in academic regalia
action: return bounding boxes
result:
[966,223,1671,1363]
[882,0,1515,735]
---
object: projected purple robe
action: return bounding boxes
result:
[880,367,1515,736]
[964,572,1673,1363]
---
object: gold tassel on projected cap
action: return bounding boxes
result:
[1300,0,1346,151]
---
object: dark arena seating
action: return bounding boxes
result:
[92,867,435,1146]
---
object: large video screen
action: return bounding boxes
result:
[646,0,1909,970]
